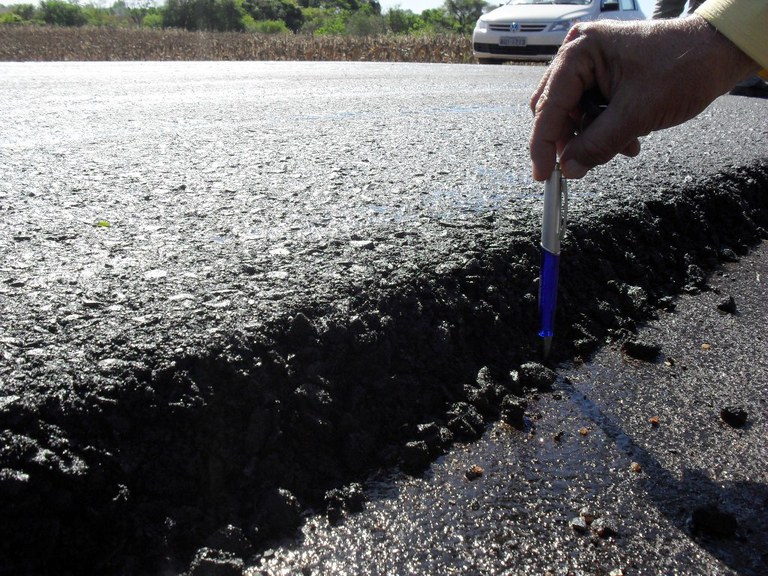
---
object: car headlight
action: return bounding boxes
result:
[550,18,582,33]
[475,19,488,32]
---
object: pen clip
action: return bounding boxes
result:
[579,87,608,133]
[559,173,568,241]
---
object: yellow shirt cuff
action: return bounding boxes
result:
[696,0,768,70]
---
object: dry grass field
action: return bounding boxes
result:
[0,26,475,62]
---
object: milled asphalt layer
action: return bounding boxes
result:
[256,242,768,576]
[0,62,766,575]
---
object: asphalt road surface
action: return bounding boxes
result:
[1,62,766,575]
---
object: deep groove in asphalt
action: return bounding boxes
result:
[1,161,767,574]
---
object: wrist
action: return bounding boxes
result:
[687,14,761,85]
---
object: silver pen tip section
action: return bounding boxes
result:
[542,336,552,362]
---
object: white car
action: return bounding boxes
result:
[473,0,646,64]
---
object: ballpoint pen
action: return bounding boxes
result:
[538,162,567,361]
[537,88,607,360]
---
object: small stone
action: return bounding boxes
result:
[719,248,739,262]
[592,517,619,538]
[716,296,737,314]
[579,506,595,525]
[144,268,167,280]
[649,415,660,427]
[446,402,484,440]
[701,343,711,351]
[569,516,588,534]
[415,422,453,457]
[325,482,367,521]
[518,362,556,391]
[463,257,481,273]
[720,406,748,428]
[169,293,195,302]
[286,312,317,344]
[465,464,484,481]
[401,440,431,474]
[257,488,301,534]
[579,427,589,436]
[97,358,127,374]
[204,525,253,558]
[630,462,642,473]
[500,395,527,430]
[685,263,707,290]
[343,483,366,513]
[658,296,676,311]
[325,501,344,526]
[188,547,243,576]
[621,338,661,362]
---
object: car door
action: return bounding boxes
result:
[617,0,645,19]
[597,0,646,21]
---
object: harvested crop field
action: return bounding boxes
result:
[0,26,474,62]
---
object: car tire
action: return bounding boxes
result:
[477,58,504,65]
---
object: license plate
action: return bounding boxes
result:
[500,36,527,47]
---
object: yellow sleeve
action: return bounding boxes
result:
[695,0,768,71]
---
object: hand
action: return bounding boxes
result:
[529,15,760,181]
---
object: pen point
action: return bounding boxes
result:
[542,337,552,362]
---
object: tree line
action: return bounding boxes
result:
[0,0,490,36]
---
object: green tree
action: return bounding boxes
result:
[242,0,303,32]
[386,7,420,34]
[345,7,384,35]
[243,14,291,32]
[419,7,455,34]
[11,3,36,21]
[164,0,245,31]
[297,0,380,14]
[0,12,23,24]
[111,0,155,27]
[300,5,343,34]
[82,4,123,26]
[443,0,486,34]
[142,10,163,27]
[40,0,87,26]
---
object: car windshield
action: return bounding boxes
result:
[506,1,592,5]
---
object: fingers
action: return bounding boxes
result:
[533,89,641,180]
[621,139,641,158]
[559,90,647,178]
[530,21,650,180]
[529,25,596,181]
[529,65,592,180]
[529,96,575,181]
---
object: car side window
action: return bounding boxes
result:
[619,0,637,9]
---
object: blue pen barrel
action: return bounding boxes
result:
[538,246,560,338]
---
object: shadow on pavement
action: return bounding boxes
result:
[560,376,768,575]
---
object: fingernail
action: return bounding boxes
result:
[562,159,588,179]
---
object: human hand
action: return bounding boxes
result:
[529,15,760,181]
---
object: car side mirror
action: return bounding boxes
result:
[601,0,620,11]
